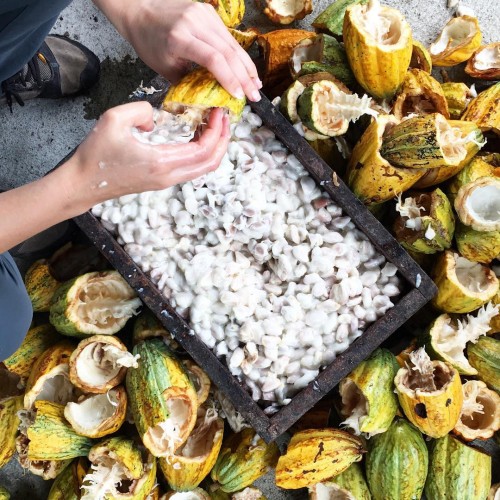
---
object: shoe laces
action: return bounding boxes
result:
[1,54,45,113]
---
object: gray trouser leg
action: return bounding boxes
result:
[0,0,73,83]
[0,252,32,360]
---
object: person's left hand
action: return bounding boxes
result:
[94,0,262,101]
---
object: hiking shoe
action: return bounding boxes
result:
[1,35,100,112]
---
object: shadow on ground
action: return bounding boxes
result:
[83,55,156,120]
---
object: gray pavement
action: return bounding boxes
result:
[0,0,498,190]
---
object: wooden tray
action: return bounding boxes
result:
[74,91,437,441]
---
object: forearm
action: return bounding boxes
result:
[0,157,90,253]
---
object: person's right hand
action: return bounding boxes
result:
[68,101,230,212]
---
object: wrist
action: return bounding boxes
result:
[49,153,96,218]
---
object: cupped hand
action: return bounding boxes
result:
[71,102,230,209]
[97,0,261,101]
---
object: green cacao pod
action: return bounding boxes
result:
[276,429,364,489]
[3,324,59,385]
[24,340,77,409]
[425,434,491,500]
[392,69,449,121]
[0,395,23,469]
[455,221,500,264]
[447,153,500,205]
[339,348,399,435]
[366,419,428,500]
[461,81,500,134]
[467,336,500,393]
[159,406,224,491]
[163,67,246,122]
[126,339,198,457]
[24,259,61,312]
[17,401,95,462]
[312,0,368,37]
[82,437,157,499]
[380,114,483,169]
[49,271,141,338]
[0,486,10,500]
[393,188,455,255]
[330,462,371,500]
[211,428,279,492]
[346,115,425,205]
[343,0,412,100]
[441,82,472,119]
[297,80,350,137]
[47,457,88,500]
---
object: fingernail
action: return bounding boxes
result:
[253,77,263,89]
[233,87,245,99]
[250,89,261,102]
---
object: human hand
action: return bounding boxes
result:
[70,102,230,209]
[94,0,261,101]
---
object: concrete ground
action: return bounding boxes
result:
[0,0,498,498]
[0,0,498,190]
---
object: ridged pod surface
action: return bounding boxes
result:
[204,0,244,28]
[159,407,224,491]
[3,324,59,385]
[425,434,491,500]
[0,396,23,469]
[346,115,425,205]
[366,419,428,500]
[275,429,364,489]
[257,29,315,89]
[392,69,449,120]
[312,0,368,37]
[23,401,95,461]
[393,189,455,255]
[329,462,371,500]
[343,0,412,99]
[228,28,260,51]
[47,457,88,500]
[395,359,463,438]
[126,339,198,457]
[412,120,485,188]
[467,336,500,393]
[441,82,471,119]
[163,67,246,122]
[211,428,279,492]
[24,260,61,312]
[50,271,141,337]
[431,251,498,313]
[24,340,76,409]
[461,82,500,135]
[380,114,483,169]
[339,348,399,435]
[455,221,500,264]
